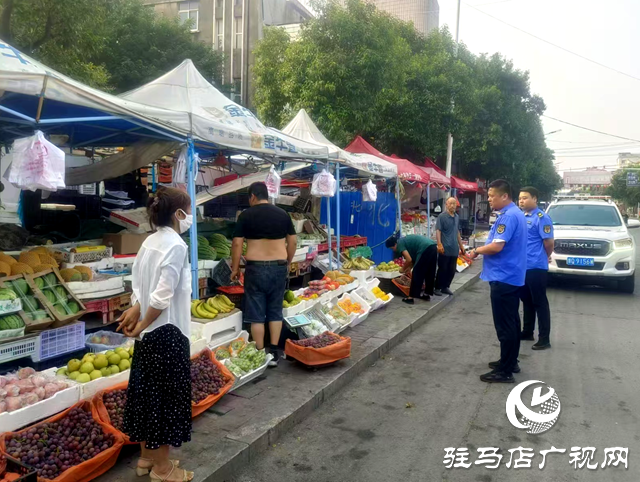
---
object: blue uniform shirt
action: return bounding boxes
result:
[524,207,554,270]
[481,202,528,286]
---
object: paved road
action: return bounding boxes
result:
[230,231,640,482]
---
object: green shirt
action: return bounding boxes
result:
[396,235,436,264]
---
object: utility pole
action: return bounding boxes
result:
[445,0,462,179]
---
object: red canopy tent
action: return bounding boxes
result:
[423,157,477,192]
[344,136,429,184]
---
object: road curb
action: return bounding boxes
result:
[209,268,482,482]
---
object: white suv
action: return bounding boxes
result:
[547,196,639,293]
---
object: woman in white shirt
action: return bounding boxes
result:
[117,186,194,482]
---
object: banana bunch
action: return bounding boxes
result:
[207,294,235,313]
[0,288,17,300]
[191,295,236,319]
[342,256,375,270]
[191,299,218,319]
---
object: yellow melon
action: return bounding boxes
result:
[11,262,34,275]
[19,252,42,269]
[0,261,10,277]
[0,253,17,265]
[38,254,59,268]
[60,268,82,282]
[74,265,93,281]
[30,246,51,255]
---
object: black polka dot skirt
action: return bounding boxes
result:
[123,323,192,450]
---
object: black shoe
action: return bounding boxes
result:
[480,371,515,383]
[434,289,443,296]
[420,294,431,302]
[520,333,535,341]
[532,339,551,350]
[268,346,280,367]
[402,297,415,305]
[488,360,521,373]
[441,288,454,296]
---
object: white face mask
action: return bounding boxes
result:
[176,209,193,234]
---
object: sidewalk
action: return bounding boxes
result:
[97,261,482,482]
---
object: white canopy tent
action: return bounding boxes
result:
[281,109,397,178]
[119,60,331,160]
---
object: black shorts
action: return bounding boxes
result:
[242,261,288,323]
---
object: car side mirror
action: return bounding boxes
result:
[627,219,640,229]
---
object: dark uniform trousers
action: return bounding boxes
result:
[520,269,551,339]
[435,255,458,290]
[489,281,521,375]
[410,245,438,298]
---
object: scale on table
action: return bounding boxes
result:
[284,313,312,329]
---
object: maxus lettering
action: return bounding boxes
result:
[557,242,603,250]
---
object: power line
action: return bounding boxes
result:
[463,2,640,83]
[542,115,640,143]
[471,0,519,6]
[554,153,624,158]
[553,142,640,152]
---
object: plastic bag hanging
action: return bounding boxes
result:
[311,169,336,197]
[5,131,66,192]
[362,179,377,202]
[265,165,281,199]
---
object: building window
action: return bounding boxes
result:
[234,17,243,49]
[179,1,199,32]
[215,18,223,51]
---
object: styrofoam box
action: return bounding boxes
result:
[67,276,124,296]
[191,309,242,345]
[355,286,382,311]
[209,329,248,352]
[318,302,350,333]
[0,298,22,315]
[75,287,124,301]
[79,369,130,400]
[348,269,374,284]
[197,260,219,270]
[0,370,81,432]
[282,301,306,318]
[364,278,394,308]
[190,338,207,356]
[338,291,371,328]
[218,331,272,390]
[374,270,402,279]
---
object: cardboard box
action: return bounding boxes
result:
[103,232,150,254]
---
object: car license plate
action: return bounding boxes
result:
[567,257,595,267]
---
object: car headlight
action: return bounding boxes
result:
[614,238,634,249]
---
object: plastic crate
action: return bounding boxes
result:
[53,247,113,264]
[217,286,244,306]
[0,336,37,364]
[32,322,85,362]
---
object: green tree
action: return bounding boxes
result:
[607,165,640,206]
[0,0,223,92]
[253,0,562,197]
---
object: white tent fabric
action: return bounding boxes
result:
[195,162,308,206]
[281,109,397,178]
[0,39,190,136]
[119,60,331,159]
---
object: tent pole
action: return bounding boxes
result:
[187,137,199,299]
[151,163,157,193]
[474,192,478,235]
[335,165,341,266]
[327,167,333,271]
[396,179,401,236]
[427,184,431,238]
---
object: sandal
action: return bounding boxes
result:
[136,458,180,477]
[150,461,194,482]
[402,297,414,305]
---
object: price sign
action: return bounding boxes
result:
[627,172,639,187]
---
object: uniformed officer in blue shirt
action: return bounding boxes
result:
[518,186,554,350]
[469,179,527,383]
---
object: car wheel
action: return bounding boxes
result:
[618,275,635,294]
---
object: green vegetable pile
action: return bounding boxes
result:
[226,341,267,376]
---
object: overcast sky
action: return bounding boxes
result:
[300,0,640,174]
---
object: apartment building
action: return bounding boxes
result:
[356,0,440,35]
[144,0,312,107]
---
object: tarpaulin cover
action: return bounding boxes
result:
[65,140,179,185]
[422,158,476,191]
[321,191,397,263]
[282,110,397,178]
[344,137,428,184]
[120,61,331,159]
[195,162,308,205]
